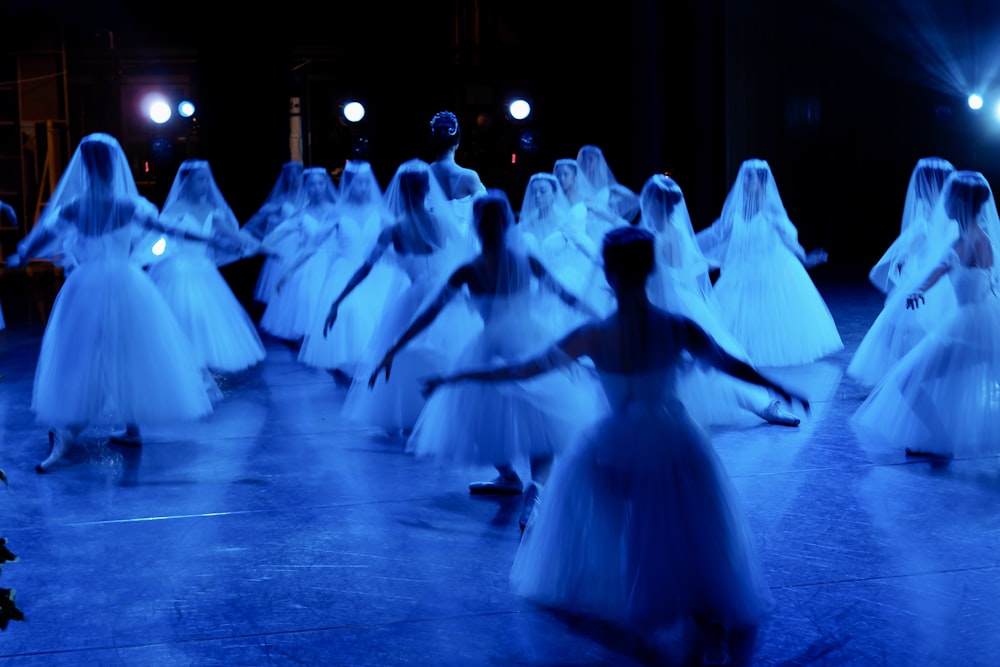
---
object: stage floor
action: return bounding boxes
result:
[0,272,997,666]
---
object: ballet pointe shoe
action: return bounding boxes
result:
[36,429,71,473]
[760,400,800,427]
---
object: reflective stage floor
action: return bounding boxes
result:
[0,272,997,666]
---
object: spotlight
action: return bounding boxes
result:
[508,98,531,121]
[968,93,984,110]
[178,100,196,118]
[148,100,172,124]
[343,101,366,123]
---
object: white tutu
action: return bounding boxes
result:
[511,371,773,631]
[298,259,404,376]
[407,293,603,467]
[147,254,265,373]
[713,246,843,367]
[342,251,477,432]
[33,259,214,426]
[852,261,1000,458]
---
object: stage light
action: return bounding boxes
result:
[968,93,984,110]
[148,100,172,124]
[178,100,196,118]
[508,98,531,121]
[343,101,366,123]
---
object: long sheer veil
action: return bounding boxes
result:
[19,132,156,268]
[338,159,388,249]
[381,158,468,255]
[869,156,956,293]
[516,173,571,247]
[698,158,799,267]
[243,160,304,239]
[552,158,597,207]
[146,159,242,266]
[926,170,1000,290]
[637,174,713,303]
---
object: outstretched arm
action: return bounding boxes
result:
[421,325,592,396]
[530,255,601,319]
[686,320,810,413]
[323,232,390,337]
[368,281,463,387]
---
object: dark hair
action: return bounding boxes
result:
[949,172,991,219]
[602,226,655,288]
[474,189,514,249]
[429,110,461,150]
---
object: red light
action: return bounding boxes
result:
[511,153,517,164]
[144,160,150,173]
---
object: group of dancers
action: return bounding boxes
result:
[8,108,1000,664]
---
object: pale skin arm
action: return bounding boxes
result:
[322,230,390,337]
[368,283,462,388]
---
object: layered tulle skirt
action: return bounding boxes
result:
[147,254,265,373]
[510,398,772,630]
[33,259,214,427]
[407,308,603,467]
[341,269,480,432]
[713,249,843,367]
[851,294,1000,458]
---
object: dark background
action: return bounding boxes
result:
[2,0,999,283]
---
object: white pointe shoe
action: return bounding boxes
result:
[36,429,71,473]
[761,400,800,427]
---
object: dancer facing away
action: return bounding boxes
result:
[852,170,1000,461]
[423,226,807,665]
[696,158,843,367]
[9,133,218,471]
[325,158,475,435]
[141,159,265,375]
[369,189,603,529]
[847,157,957,388]
[428,110,487,232]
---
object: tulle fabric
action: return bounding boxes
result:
[510,371,773,631]
[341,250,477,431]
[709,216,842,366]
[147,250,265,373]
[33,231,213,426]
[406,293,604,467]
[298,255,403,375]
[852,256,1000,458]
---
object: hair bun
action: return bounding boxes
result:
[430,110,459,136]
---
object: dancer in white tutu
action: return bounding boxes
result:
[423,226,805,663]
[847,157,957,388]
[260,167,355,343]
[298,159,389,379]
[515,172,608,325]
[576,144,639,227]
[325,158,475,434]
[140,159,265,374]
[369,190,602,528]
[9,133,215,471]
[853,170,1000,460]
[247,160,304,305]
[638,173,801,428]
[696,158,843,367]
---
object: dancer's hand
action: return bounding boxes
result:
[803,248,828,268]
[369,353,394,389]
[323,305,338,338]
[906,290,925,310]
